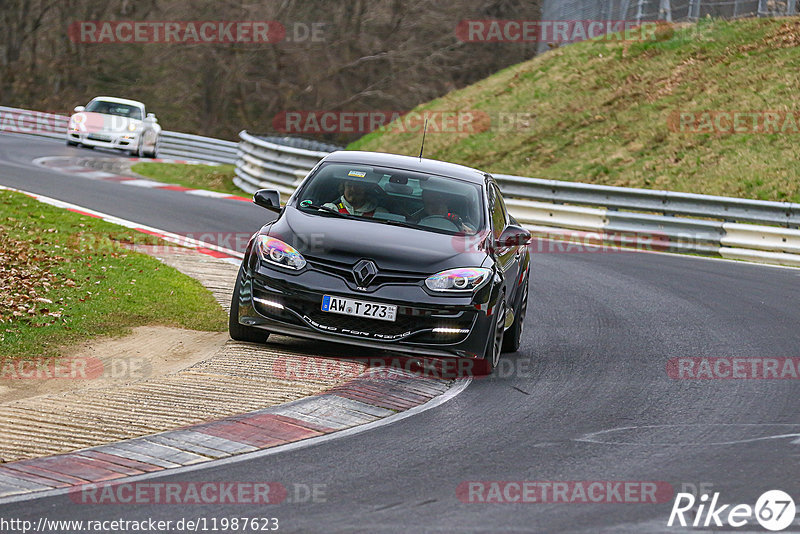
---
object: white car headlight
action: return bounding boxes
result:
[69,114,84,131]
[127,123,137,132]
[425,268,491,293]
[256,236,306,270]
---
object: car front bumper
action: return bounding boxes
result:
[67,130,139,150]
[236,261,498,360]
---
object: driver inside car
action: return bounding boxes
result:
[415,187,476,233]
[323,176,388,217]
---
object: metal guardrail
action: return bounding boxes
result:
[0,106,68,140]
[157,131,237,164]
[232,140,800,266]
[233,130,336,194]
[0,106,236,164]
[497,176,800,265]
[494,174,800,228]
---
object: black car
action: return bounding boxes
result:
[229,151,531,374]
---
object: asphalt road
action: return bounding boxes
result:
[0,133,268,250]
[1,134,799,533]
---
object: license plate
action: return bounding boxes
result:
[321,295,397,322]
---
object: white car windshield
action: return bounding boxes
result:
[85,101,143,120]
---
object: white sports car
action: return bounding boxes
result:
[66,96,160,158]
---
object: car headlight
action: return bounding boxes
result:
[425,267,491,293]
[256,236,306,270]
[127,123,137,132]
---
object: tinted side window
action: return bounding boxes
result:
[490,184,508,239]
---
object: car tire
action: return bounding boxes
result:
[147,139,159,159]
[66,139,78,147]
[228,267,270,343]
[475,299,505,376]
[502,277,528,353]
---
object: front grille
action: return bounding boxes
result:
[305,256,351,278]
[87,134,111,142]
[305,256,426,288]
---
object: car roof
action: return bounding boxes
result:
[89,96,145,108]
[321,151,489,184]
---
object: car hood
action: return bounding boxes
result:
[267,206,488,273]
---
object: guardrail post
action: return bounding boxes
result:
[689,0,701,19]
[659,0,672,21]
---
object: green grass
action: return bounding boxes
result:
[350,17,800,202]
[131,162,242,196]
[0,189,226,360]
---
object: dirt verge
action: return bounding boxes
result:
[0,246,366,462]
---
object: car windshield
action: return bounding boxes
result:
[85,100,143,120]
[295,162,485,235]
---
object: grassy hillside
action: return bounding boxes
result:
[350,17,800,202]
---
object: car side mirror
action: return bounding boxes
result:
[495,224,531,248]
[74,105,85,113]
[146,113,157,123]
[253,189,281,213]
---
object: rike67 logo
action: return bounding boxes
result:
[668,490,796,531]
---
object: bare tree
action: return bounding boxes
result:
[1,0,541,141]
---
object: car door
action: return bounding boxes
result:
[488,181,520,305]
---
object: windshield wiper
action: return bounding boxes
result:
[298,202,447,232]
[297,201,353,219]
[372,218,421,231]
